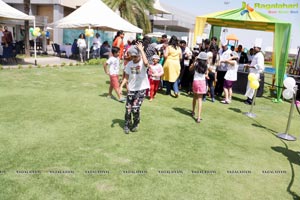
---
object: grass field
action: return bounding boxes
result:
[0,65,299,200]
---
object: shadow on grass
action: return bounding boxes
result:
[251,123,277,136]
[231,96,246,103]
[99,93,108,97]
[111,119,124,129]
[228,107,242,113]
[272,146,300,200]
[271,146,300,166]
[251,120,300,200]
[172,107,193,118]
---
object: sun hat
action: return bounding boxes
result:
[152,54,160,60]
[128,46,139,56]
[197,52,208,60]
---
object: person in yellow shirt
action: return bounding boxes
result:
[162,35,182,97]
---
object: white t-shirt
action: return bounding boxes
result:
[224,60,238,81]
[149,63,163,81]
[77,38,86,48]
[125,59,150,91]
[219,48,232,71]
[93,37,101,50]
[193,70,206,81]
[106,56,120,75]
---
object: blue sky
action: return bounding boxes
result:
[160,0,299,52]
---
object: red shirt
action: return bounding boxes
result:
[113,36,124,59]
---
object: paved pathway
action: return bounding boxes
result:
[1,56,80,69]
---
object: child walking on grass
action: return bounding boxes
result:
[189,52,208,123]
[119,42,150,134]
[149,54,164,101]
[103,46,126,102]
[220,51,239,104]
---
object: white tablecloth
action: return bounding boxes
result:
[60,45,72,57]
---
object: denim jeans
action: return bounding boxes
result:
[166,79,179,94]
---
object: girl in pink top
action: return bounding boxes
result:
[149,55,164,101]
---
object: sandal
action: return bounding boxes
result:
[196,118,201,123]
[221,100,229,104]
[191,111,195,117]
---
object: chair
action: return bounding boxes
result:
[1,44,17,64]
[53,43,66,57]
[51,43,57,56]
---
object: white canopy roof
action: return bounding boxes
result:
[153,0,171,14]
[0,0,35,20]
[53,0,142,33]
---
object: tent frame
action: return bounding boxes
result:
[193,4,291,102]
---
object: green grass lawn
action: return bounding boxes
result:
[0,65,299,200]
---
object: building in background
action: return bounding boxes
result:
[2,0,195,48]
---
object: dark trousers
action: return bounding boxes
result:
[215,70,226,96]
[124,90,146,128]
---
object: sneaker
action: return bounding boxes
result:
[244,100,252,105]
[212,98,215,102]
[119,97,126,103]
[131,125,138,132]
[124,126,130,134]
[149,98,153,102]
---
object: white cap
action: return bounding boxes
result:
[254,38,263,48]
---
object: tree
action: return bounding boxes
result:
[103,0,155,34]
[24,0,30,57]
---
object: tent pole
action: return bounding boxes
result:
[34,19,37,65]
[87,25,90,60]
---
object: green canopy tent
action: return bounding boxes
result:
[193,1,291,102]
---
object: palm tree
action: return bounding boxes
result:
[24,0,30,56]
[103,0,155,34]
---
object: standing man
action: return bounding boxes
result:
[215,40,232,97]
[244,38,265,105]
[92,33,102,58]
[3,26,13,46]
[179,40,192,89]
[236,44,248,64]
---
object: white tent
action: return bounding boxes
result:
[0,0,35,20]
[53,0,142,33]
[0,0,37,64]
[153,0,171,14]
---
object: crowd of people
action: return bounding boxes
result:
[102,30,265,134]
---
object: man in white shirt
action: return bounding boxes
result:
[244,39,265,105]
[92,33,101,58]
[216,41,232,96]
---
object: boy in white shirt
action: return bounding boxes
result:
[103,47,125,102]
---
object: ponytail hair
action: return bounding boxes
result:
[194,59,207,74]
